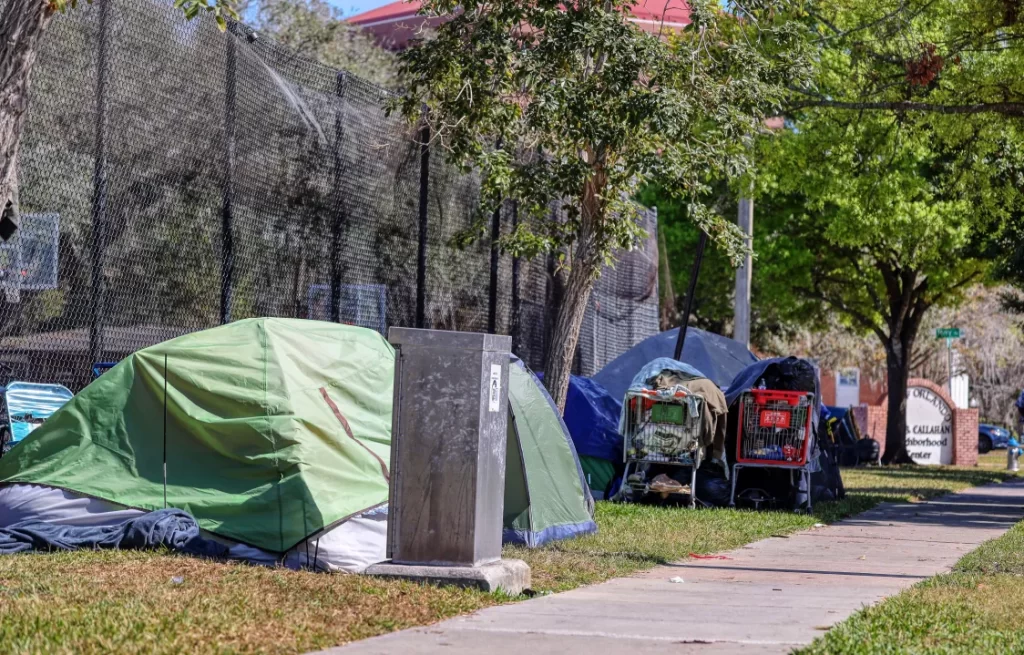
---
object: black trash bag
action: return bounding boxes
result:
[695,469,732,507]
[812,430,846,502]
[856,438,880,465]
[760,357,817,394]
[812,486,836,503]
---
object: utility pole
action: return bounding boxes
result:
[733,196,753,348]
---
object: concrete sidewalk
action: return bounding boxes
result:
[320,479,1024,655]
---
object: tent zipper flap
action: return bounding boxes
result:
[509,406,536,545]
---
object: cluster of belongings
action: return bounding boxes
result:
[823,406,880,466]
[613,357,731,504]
[0,318,596,569]
[722,357,845,511]
[622,358,729,469]
[567,327,757,502]
[584,348,846,511]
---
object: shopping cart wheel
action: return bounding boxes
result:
[736,488,774,511]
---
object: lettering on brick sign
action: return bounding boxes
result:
[905,386,953,465]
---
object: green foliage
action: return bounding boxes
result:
[395,0,813,268]
[757,109,1020,347]
[779,0,1024,344]
[792,0,1024,116]
[48,0,238,30]
[640,183,825,344]
[172,0,238,31]
[247,0,400,88]
[641,184,737,335]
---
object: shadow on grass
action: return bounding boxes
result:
[851,466,1015,483]
[842,486,991,498]
[518,466,1024,592]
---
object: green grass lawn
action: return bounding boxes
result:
[798,513,1024,655]
[977,449,1013,471]
[0,463,1015,654]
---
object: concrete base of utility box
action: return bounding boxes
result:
[365,559,531,595]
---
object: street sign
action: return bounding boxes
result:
[935,328,961,339]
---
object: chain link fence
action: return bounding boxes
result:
[0,0,658,391]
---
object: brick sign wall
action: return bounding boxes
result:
[851,379,978,467]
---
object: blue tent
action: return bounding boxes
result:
[538,373,623,499]
[593,327,757,402]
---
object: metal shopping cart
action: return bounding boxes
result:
[617,387,705,508]
[730,389,815,511]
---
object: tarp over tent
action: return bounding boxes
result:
[505,358,597,547]
[594,327,757,401]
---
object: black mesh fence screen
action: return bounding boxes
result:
[2,0,658,390]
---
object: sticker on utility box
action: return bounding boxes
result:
[489,364,502,412]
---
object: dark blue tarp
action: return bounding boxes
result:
[593,327,757,402]
[0,508,228,557]
[537,373,622,464]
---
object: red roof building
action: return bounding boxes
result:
[347,1,691,49]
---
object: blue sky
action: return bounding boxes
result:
[331,0,393,17]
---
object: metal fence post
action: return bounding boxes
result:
[330,71,348,323]
[487,202,501,334]
[220,31,237,325]
[415,120,430,329]
[509,200,521,355]
[89,0,111,367]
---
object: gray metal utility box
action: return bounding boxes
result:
[386,328,511,567]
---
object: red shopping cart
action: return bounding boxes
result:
[730,389,815,510]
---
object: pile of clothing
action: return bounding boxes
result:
[621,358,729,472]
[617,358,731,502]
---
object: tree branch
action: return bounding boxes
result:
[797,285,888,344]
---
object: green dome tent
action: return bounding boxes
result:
[0,319,595,559]
[0,318,394,554]
[504,357,596,547]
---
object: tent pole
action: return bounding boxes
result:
[162,354,168,509]
[673,231,708,361]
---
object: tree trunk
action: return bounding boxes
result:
[543,258,597,412]
[0,0,54,213]
[544,174,604,412]
[882,341,915,464]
